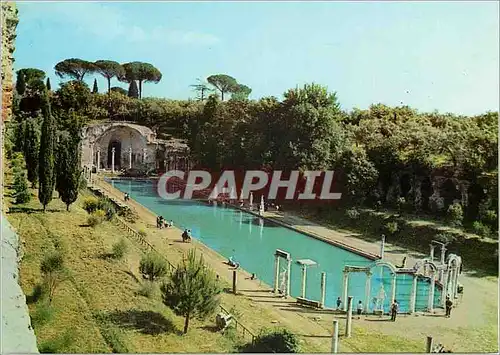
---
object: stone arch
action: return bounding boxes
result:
[370,260,397,275]
[96,125,148,170]
[412,258,438,275]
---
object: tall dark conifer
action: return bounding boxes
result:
[128,80,139,99]
[38,90,56,211]
[46,77,51,91]
[56,128,82,211]
[92,78,99,94]
[23,118,40,187]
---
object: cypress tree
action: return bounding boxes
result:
[46,77,51,91]
[128,80,139,99]
[92,78,98,93]
[23,118,40,187]
[16,72,26,96]
[38,90,56,211]
[56,130,82,211]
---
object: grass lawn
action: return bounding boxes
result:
[5,180,241,352]
[5,164,497,353]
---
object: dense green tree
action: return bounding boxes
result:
[23,118,40,187]
[94,60,125,93]
[128,80,139,99]
[17,68,45,89]
[55,127,82,211]
[206,74,238,101]
[53,80,92,121]
[54,58,96,81]
[38,90,56,211]
[161,250,220,334]
[110,86,128,96]
[230,83,252,101]
[120,62,162,99]
[92,78,98,94]
[16,71,26,95]
[16,69,46,115]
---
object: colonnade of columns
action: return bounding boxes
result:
[89,144,150,173]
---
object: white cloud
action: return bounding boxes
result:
[19,2,220,46]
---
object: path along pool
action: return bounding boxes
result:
[109,178,441,312]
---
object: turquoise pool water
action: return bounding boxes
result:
[109,178,441,312]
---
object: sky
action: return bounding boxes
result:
[14,1,499,115]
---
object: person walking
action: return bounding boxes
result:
[336,297,342,310]
[445,296,453,318]
[390,300,399,321]
[357,300,363,318]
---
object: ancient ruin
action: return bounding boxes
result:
[81,121,190,174]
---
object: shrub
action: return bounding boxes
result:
[345,207,360,220]
[97,197,116,220]
[40,252,66,303]
[14,172,31,204]
[138,229,147,239]
[112,238,128,259]
[472,221,491,238]
[88,209,106,227]
[137,281,158,298]
[82,196,99,213]
[385,221,398,235]
[31,302,55,329]
[239,328,300,353]
[447,203,463,227]
[139,253,169,281]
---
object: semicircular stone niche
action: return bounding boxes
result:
[81,122,191,172]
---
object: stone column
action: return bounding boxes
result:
[430,244,435,262]
[111,147,115,173]
[345,296,353,337]
[342,271,349,311]
[364,272,371,313]
[90,144,94,168]
[331,320,339,353]
[428,275,435,312]
[301,265,307,299]
[320,272,326,308]
[380,235,385,259]
[143,148,147,163]
[273,256,280,294]
[390,273,397,303]
[440,245,446,264]
[410,274,418,313]
[129,147,132,169]
[441,271,448,307]
[452,268,458,299]
[97,149,101,172]
[286,257,291,297]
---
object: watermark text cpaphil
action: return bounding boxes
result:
[156,170,342,201]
